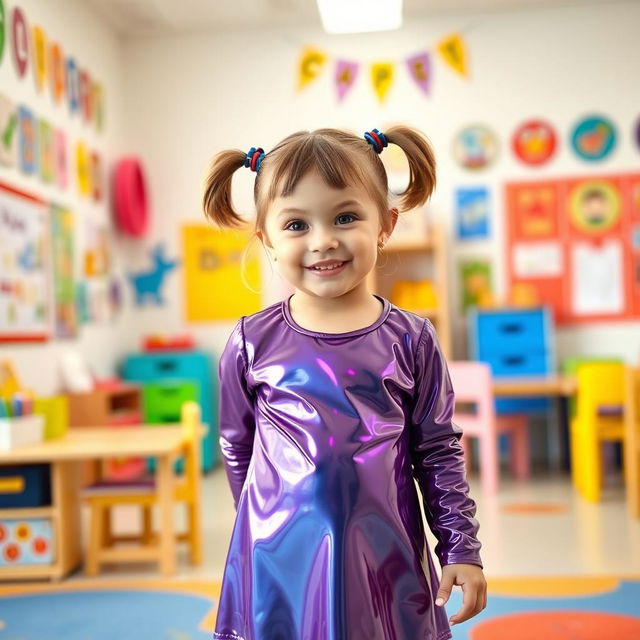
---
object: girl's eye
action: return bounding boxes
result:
[285,220,307,231]
[336,213,357,225]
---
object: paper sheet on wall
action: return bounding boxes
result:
[571,241,623,314]
[513,242,562,277]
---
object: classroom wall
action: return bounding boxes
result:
[2,1,639,399]
[0,0,126,393]
[117,0,640,367]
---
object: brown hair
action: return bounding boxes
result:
[202,125,436,234]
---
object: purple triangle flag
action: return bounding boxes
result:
[406,52,431,95]
[335,60,359,102]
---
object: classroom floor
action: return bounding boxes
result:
[68,465,640,583]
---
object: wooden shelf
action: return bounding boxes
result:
[0,506,54,519]
[369,222,451,358]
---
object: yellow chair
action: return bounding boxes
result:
[570,363,626,503]
[624,367,640,517]
[82,401,203,575]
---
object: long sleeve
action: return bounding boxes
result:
[218,317,256,509]
[409,320,483,568]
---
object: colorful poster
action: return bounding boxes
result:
[11,7,29,78]
[459,260,493,310]
[505,173,640,323]
[32,26,47,92]
[183,225,260,321]
[38,119,54,183]
[18,105,36,175]
[0,182,50,342]
[66,57,79,113]
[50,42,65,104]
[75,141,90,195]
[51,204,76,337]
[455,187,490,240]
[0,93,17,168]
[54,128,67,189]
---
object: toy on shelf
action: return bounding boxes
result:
[391,280,438,312]
[143,334,195,352]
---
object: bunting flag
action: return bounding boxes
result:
[436,33,468,77]
[297,46,327,91]
[335,59,359,102]
[371,62,394,103]
[406,52,431,95]
[295,32,469,103]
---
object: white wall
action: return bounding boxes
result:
[0,0,126,393]
[119,0,640,367]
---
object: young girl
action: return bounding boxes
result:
[203,125,486,640]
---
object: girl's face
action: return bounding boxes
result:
[259,169,394,301]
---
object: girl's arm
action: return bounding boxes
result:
[218,318,256,509]
[409,320,483,569]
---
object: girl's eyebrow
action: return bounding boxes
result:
[277,200,361,217]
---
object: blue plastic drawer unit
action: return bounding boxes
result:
[121,351,218,470]
[468,308,554,414]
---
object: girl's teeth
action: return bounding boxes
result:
[313,262,343,271]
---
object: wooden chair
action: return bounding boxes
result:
[82,401,203,575]
[448,361,530,494]
[570,363,626,503]
[624,366,640,517]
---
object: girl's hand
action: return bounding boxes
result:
[435,563,487,626]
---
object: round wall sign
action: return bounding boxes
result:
[570,115,616,161]
[452,124,499,170]
[512,119,557,166]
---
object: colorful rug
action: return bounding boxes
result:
[0,576,638,639]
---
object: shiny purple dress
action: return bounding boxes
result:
[213,295,482,640]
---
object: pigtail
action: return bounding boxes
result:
[203,149,248,228]
[384,125,436,212]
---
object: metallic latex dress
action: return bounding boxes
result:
[213,296,482,640]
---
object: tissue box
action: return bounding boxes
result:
[0,414,45,451]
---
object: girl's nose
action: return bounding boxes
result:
[309,229,339,252]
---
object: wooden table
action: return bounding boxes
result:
[0,425,193,581]
[493,375,576,398]
[491,375,577,470]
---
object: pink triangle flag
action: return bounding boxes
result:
[335,60,359,102]
[406,52,431,95]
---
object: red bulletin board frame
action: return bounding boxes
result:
[0,181,51,342]
[505,173,640,325]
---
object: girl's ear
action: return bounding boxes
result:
[256,229,277,260]
[380,208,399,243]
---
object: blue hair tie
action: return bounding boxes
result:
[244,147,265,172]
[364,129,388,154]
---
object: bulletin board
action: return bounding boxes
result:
[182,224,261,321]
[0,182,51,342]
[505,173,640,324]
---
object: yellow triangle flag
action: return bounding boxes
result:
[437,33,468,77]
[297,47,327,91]
[371,62,394,103]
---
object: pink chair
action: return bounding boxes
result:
[448,360,531,493]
